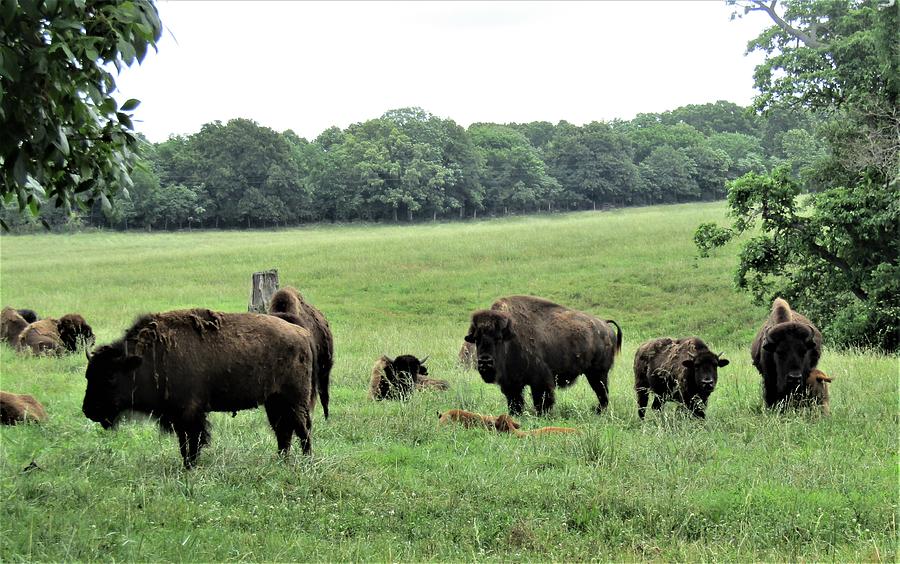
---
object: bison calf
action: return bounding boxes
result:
[82,309,320,469]
[0,391,47,424]
[633,337,729,419]
[370,354,445,400]
[465,295,622,416]
[437,409,521,432]
[807,368,833,415]
[751,298,823,410]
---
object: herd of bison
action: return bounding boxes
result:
[1,290,832,469]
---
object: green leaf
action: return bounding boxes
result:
[120,98,140,112]
[117,112,134,130]
[100,193,111,212]
[13,151,27,187]
[57,126,70,156]
[0,218,8,232]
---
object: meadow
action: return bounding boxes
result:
[0,202,896,561]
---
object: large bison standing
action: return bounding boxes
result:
[464,295,622,415]
[82,309,320,468]
[751,298,824,410]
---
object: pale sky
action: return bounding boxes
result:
[114,1,774,143]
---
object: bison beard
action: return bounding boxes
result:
[267,286,333,419]
[82,309,319,469]
[751,298,824,410]
[464,295,622,416]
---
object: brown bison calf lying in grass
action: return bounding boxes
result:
[751,298,824,411]
[633,337,729,419]
[82,309,319,469]
[370,354,448,400]
[0,391,47,424]
[13,313,94,355]
[438,409,579,437]
[267,286,334,418]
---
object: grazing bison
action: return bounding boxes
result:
[81,309,319,468]
[633,337,729,419]
[16,314,94,355]
[267,286,333,418]
[1,307,30,347]
[369,354,432,400]
[0,391,47,424]
[751,298,823,410]
[458,341,476,369]
[464,295,622,415]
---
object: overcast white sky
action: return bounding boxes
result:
[114,1,774,142]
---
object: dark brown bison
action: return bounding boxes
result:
[1,307,30,347]
[267,286,333,418]
[807,369,833,415]
[458,341,476,369]
[0,391,47,424]
[464,295,622,415]
[633,337,729,419]
[81,309,319,468]
[369,354,433,400]
[751,298,823,409]
[17,309,39,323]
[16,314,94,355]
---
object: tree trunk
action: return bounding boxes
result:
[393,207,398,222]
[248,269,280,313]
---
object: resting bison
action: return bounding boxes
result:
[17,309,39,323]
[369,354,435,400]
[437,408,521,431]
[807,369,833,415]
[81,309,319,468]
[633,337,729,419]
[0,391,47,424]
[751,298,823,409]
[267,286,333,418]
[464,295,622,415]
[1,307,30,347]
[16,314,94,355]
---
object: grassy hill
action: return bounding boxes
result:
[1,202,895,561]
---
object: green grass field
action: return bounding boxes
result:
[1,202,896,561]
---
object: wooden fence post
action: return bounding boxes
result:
[248,269,279,313]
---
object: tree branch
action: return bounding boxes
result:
[787,219,870,301]
[747,0,827,49]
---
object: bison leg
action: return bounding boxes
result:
[586,370,611,414]
[501,383,526,416]
[530,385,555,415]
[651,396,664,412]
[294,409,312,456]
[175,417,208,469]
[264,397,295,454]
[636,387,650,420]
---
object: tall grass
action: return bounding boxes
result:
[0,202,896,561]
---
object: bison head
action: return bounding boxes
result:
[682,350,729,395]
[58,314,95,352]
[763,323,819,396]
[82,345,142,429]
[391,354,427,379]
[16,309,39,324]
[464,310,514,384]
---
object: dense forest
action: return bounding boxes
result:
[1,100,822,230]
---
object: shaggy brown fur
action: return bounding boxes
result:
[0,391,47,424]
[437,409,577,437]
[807,368,833,415]
[82,309,317,468]
[16,314,94,355]
[751,298,823,409]
[465,295,622,415]
[416,375,450,391]
[633,337,729,419]
[458,341,477,369]
[268,287,333,418]
[369,354,429,400]
[1,307,30,347]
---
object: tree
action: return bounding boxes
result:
[697,0,899,351]
[0,0,162,228]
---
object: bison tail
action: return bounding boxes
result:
[606,320,623,355]
[318,370,330,419]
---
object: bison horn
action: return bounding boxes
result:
[421,355,429,364]
[85,348,93,361]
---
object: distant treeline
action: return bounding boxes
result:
[3,101,823,230]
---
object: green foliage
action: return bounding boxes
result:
[1,203,896,560]
[701,0,899,351]
[0,0,161,227]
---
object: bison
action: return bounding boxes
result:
[17,309,39,323]
[438,410,578,437]
[81,309,320,468]
[369,354,437,400]
[807,369,833,415]
[0,391,47,424]
[633,337,729,419]
[751,298,823,410]
[458,341,477,369]
[1,307,30,347]
[464,295,622,415]
[267,286,334,418]
[16,314,94,355]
